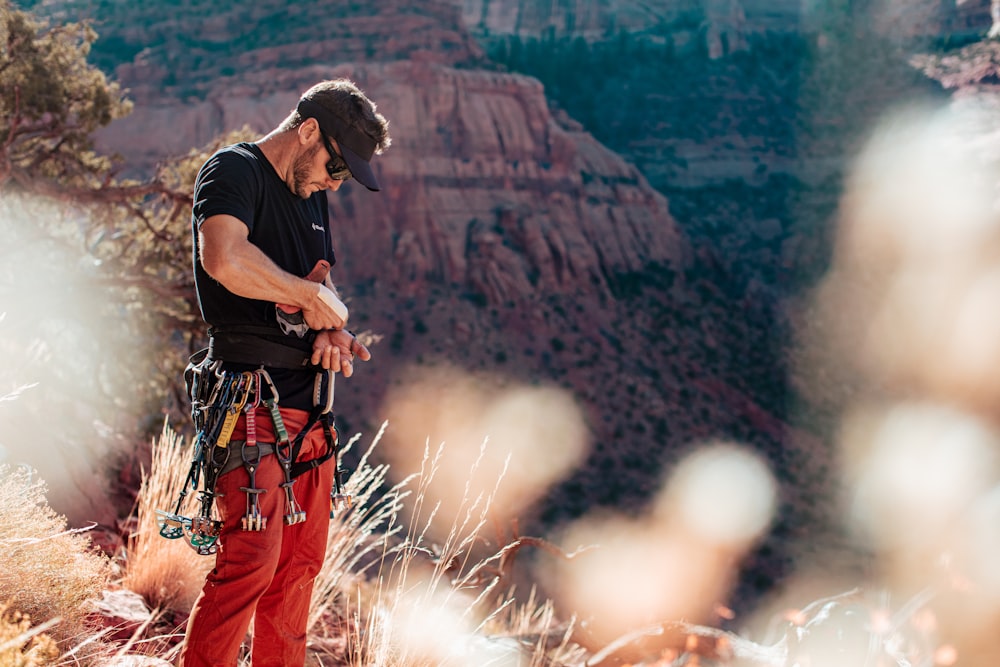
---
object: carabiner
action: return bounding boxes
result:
[313,370,335,415]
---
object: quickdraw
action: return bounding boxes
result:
[240,372,266,532]
[158,355,353,556]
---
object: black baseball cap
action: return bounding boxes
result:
[297,97,380,191]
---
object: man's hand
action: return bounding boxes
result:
[310,329,371,377]
[302,284,349,331]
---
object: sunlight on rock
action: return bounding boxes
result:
[379,364,588,539]
[654,442,777,548]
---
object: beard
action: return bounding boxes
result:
[291,143,321,198]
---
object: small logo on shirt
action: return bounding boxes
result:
[311,223,324,232]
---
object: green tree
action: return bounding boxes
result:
[0,0,128,191]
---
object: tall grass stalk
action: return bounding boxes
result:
[309,421,415,631]
[309,432,576,666]
[492,589,585,667]
[7,420,583,666]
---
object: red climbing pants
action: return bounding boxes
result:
[180,406,334,667]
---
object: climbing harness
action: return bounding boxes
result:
[157,347,352,555]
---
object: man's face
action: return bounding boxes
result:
[290,122,353,199]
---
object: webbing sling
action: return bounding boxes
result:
[239,373,267,531]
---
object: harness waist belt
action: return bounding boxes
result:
[209,330,314,370]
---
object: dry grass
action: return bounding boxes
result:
[347,437,498,666]
[308,421,413,632]
[3,417,914,667]
[2,417,941,667]
[122,420,212,613]
[0,602,60,667]
[112,418,582,666]
[305,430,586,667]
[0,465,111,646]
[116,418,584,666]
[0,421,786,667]
[72,414,569,666]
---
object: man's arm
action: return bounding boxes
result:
[199,214,347,330]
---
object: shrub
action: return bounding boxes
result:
[0,466,111,645]
[0,603,60,667]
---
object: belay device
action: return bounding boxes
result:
[157,350,352,555]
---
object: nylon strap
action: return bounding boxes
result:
[215,372,253,450]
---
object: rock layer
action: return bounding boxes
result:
[97,60,684,299]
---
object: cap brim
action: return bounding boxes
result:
[339,143,380,192]
[297,97,381,192]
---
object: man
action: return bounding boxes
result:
[179,79,391,667]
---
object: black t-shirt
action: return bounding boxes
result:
[191,142,336,409]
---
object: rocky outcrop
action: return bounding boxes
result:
[457,0,803,63]
[705,0,749,58]
[913,38,1000,89]
[458,0,698,39]
[335,62,683,294]
[857,0,993,39]
[96,61,683,301]
[911,40,1000,172]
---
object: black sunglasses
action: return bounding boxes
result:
[320,133,353,181]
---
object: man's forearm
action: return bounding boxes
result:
[202,235,317,308]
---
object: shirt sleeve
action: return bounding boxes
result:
[192,149,259,235]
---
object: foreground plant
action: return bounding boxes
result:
[304,431,586,667]
[0,603,60,667]
[0,465,111,648]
